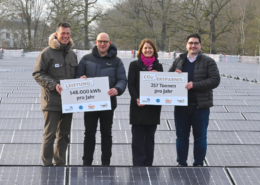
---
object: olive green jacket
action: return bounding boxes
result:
[32,33,78,111]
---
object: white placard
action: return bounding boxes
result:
[140,72,188,105]
[60,77,111,113]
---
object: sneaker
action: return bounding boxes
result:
[83,160,92,166]
[177,164,187,167]
[193,164,203,167]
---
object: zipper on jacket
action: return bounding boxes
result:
[63,51,68,78]
[99,58,102,76]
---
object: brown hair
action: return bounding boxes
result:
[137,39,158,58]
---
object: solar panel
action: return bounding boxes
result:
[245,100,260,105]
[69,144,203,166]
[206,145,260,166]
[0,144,42,165]
[0,104,34,111]
[1,98,39,104]
[209,113,244,120]
[0,118,22,130]
[0,167,65,185]
[8,93,40,98]
[226,106,260,113]
[215,120,260,131]
[227,168,260,185]
[0,111,29,118]
[69,167,231,185]
[242,113,260,120]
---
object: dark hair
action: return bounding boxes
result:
[186,33,201,43]
[56,22,71,32]
[137,39,158,58]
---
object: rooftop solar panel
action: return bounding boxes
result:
[227,168,260,185]
[225,106,260,113]
[209,113,245,120]
[215,120,260,131]
[69,144,200,166]
[1,98,39,104]
[0,144,42,165]
[206,145,260,166]
[0,167,65,185]
[69,167,231,185]
[242,113,260,120]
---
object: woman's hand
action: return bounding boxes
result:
[175,69,182,73]
[151,70,157,72]
[137,99,145,107]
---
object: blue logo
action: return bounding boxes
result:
[156,99,160,103]
[79,105,83,110]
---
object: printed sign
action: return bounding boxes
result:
[60,77,111,113]
[140,72,188,105]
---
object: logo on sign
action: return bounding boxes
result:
[64,80,94,89]
[143,74,156,80]
[65,106,73,111]
[165,99,172,103]
[156,99,160,103]
[177,99,185,103]
[79,105,83,110]
[156,76,185,83]
[88,104,95,109]
[142,98,150,103]
[100,103,108,108]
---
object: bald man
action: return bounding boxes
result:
[75,32,127,166]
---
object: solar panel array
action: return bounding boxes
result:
[0,56,260,184]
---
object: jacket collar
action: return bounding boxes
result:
[48,33,74,51]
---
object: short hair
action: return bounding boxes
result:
[56,22,71,32]
[186,33,201,43]
[137,39,158,58]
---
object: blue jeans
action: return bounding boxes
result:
[174,105,210,166]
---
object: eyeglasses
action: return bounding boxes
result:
[187,42,200,45]
[97,40,110,44]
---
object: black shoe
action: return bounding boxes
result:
[193,164,203,167]
[83,160,92,166]
[177,164,187,167]
[102,162,110,166]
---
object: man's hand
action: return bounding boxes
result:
[185,82,193,90]
[137,99,145,107]
[80,75,87,79]
[175,69,182,73]
[108,88,118,97]
[56,84,63,95]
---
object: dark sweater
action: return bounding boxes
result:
[182,58,196,104]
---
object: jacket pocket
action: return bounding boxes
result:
[69,62,78,78]
[50,62,64,79]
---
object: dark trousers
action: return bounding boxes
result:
[132,125,157,166]
[174,105,210,166]
[82,109,114,165]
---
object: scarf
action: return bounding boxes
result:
[141,54,155,71]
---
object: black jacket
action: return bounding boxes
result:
[168,52,220,109]
[75,44,127,108]
[128,58,163,125]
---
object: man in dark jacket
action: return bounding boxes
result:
[168,33,220,167]
[75,32,127,166]
[32,22,78,166]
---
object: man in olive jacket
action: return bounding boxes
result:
[32,22,78,166]
[169,33,220,167]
